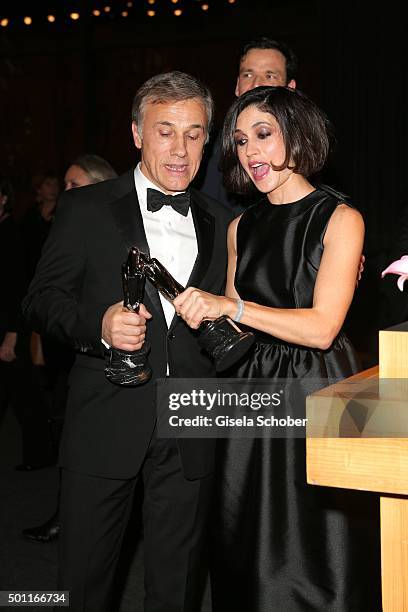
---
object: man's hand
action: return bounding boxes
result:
[102,302,152,351]
[0,332,17,362]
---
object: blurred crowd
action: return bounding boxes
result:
[0,155,117,540]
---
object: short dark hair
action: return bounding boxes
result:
[221,86,332,194]
[238,37,298,84]
[131,71,214,142]
[72,154,117,184]
[0,176,15,212]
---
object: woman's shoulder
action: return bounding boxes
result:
[326,203,364,238]
[311,184,360,224]
[317,184,353,206]
[315,184,363,223]
[315,184,360,219]
[232,198,265,240]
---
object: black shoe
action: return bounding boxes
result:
[22,516,60,543]
[15,462,54,472]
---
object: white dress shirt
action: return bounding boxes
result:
[134,164,198,328]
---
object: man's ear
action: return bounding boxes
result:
[132,122,142,149]
[287,79,297,90]
[234,77,241,97]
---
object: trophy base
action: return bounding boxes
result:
[104,347,152,386]
[198,315,255,372]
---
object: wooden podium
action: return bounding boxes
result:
[306,322,408,611]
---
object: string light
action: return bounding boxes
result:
[0,1,240,29]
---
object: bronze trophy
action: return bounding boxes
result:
[137,249,255,372]
[104,247,152,385]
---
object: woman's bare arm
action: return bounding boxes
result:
[174,205,364,350]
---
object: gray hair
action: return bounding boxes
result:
[72,154,117,184]
[131,71,214,143]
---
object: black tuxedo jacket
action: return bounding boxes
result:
[22,170,232,480]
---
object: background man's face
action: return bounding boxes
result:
[132,98,207,194]
[235,48,296,96]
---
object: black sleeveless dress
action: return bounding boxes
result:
[211,188,381,612]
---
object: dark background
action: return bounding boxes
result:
[1,0,407,362]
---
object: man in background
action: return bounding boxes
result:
[22,154,117,543]
[199,36,297,212]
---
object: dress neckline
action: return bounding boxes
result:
[256,188,325,221]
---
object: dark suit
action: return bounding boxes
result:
[22,170,231,611]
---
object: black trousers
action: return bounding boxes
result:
[58,438,212,612]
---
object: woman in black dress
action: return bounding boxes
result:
[174,87,381,611]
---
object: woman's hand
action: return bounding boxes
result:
[173,288,236,329]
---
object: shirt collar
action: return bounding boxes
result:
[134,163,185,204]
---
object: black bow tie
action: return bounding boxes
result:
[146,188,190,217]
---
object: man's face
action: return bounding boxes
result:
[235,48,296,96]
[64,164,92,190]
[132,98,207,194]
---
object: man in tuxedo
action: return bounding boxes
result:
[22,71,231,612]
[199,36,297,213]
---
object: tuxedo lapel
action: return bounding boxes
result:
[108,174,166,327]
[109,183,149,255]
[168,191,215,332]
[187,194,215,288]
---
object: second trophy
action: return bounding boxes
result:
[137,249,255,372]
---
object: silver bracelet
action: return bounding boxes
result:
[233,299,244,323]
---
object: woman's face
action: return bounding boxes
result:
[234,104,293,198]
[64,164,92,190]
